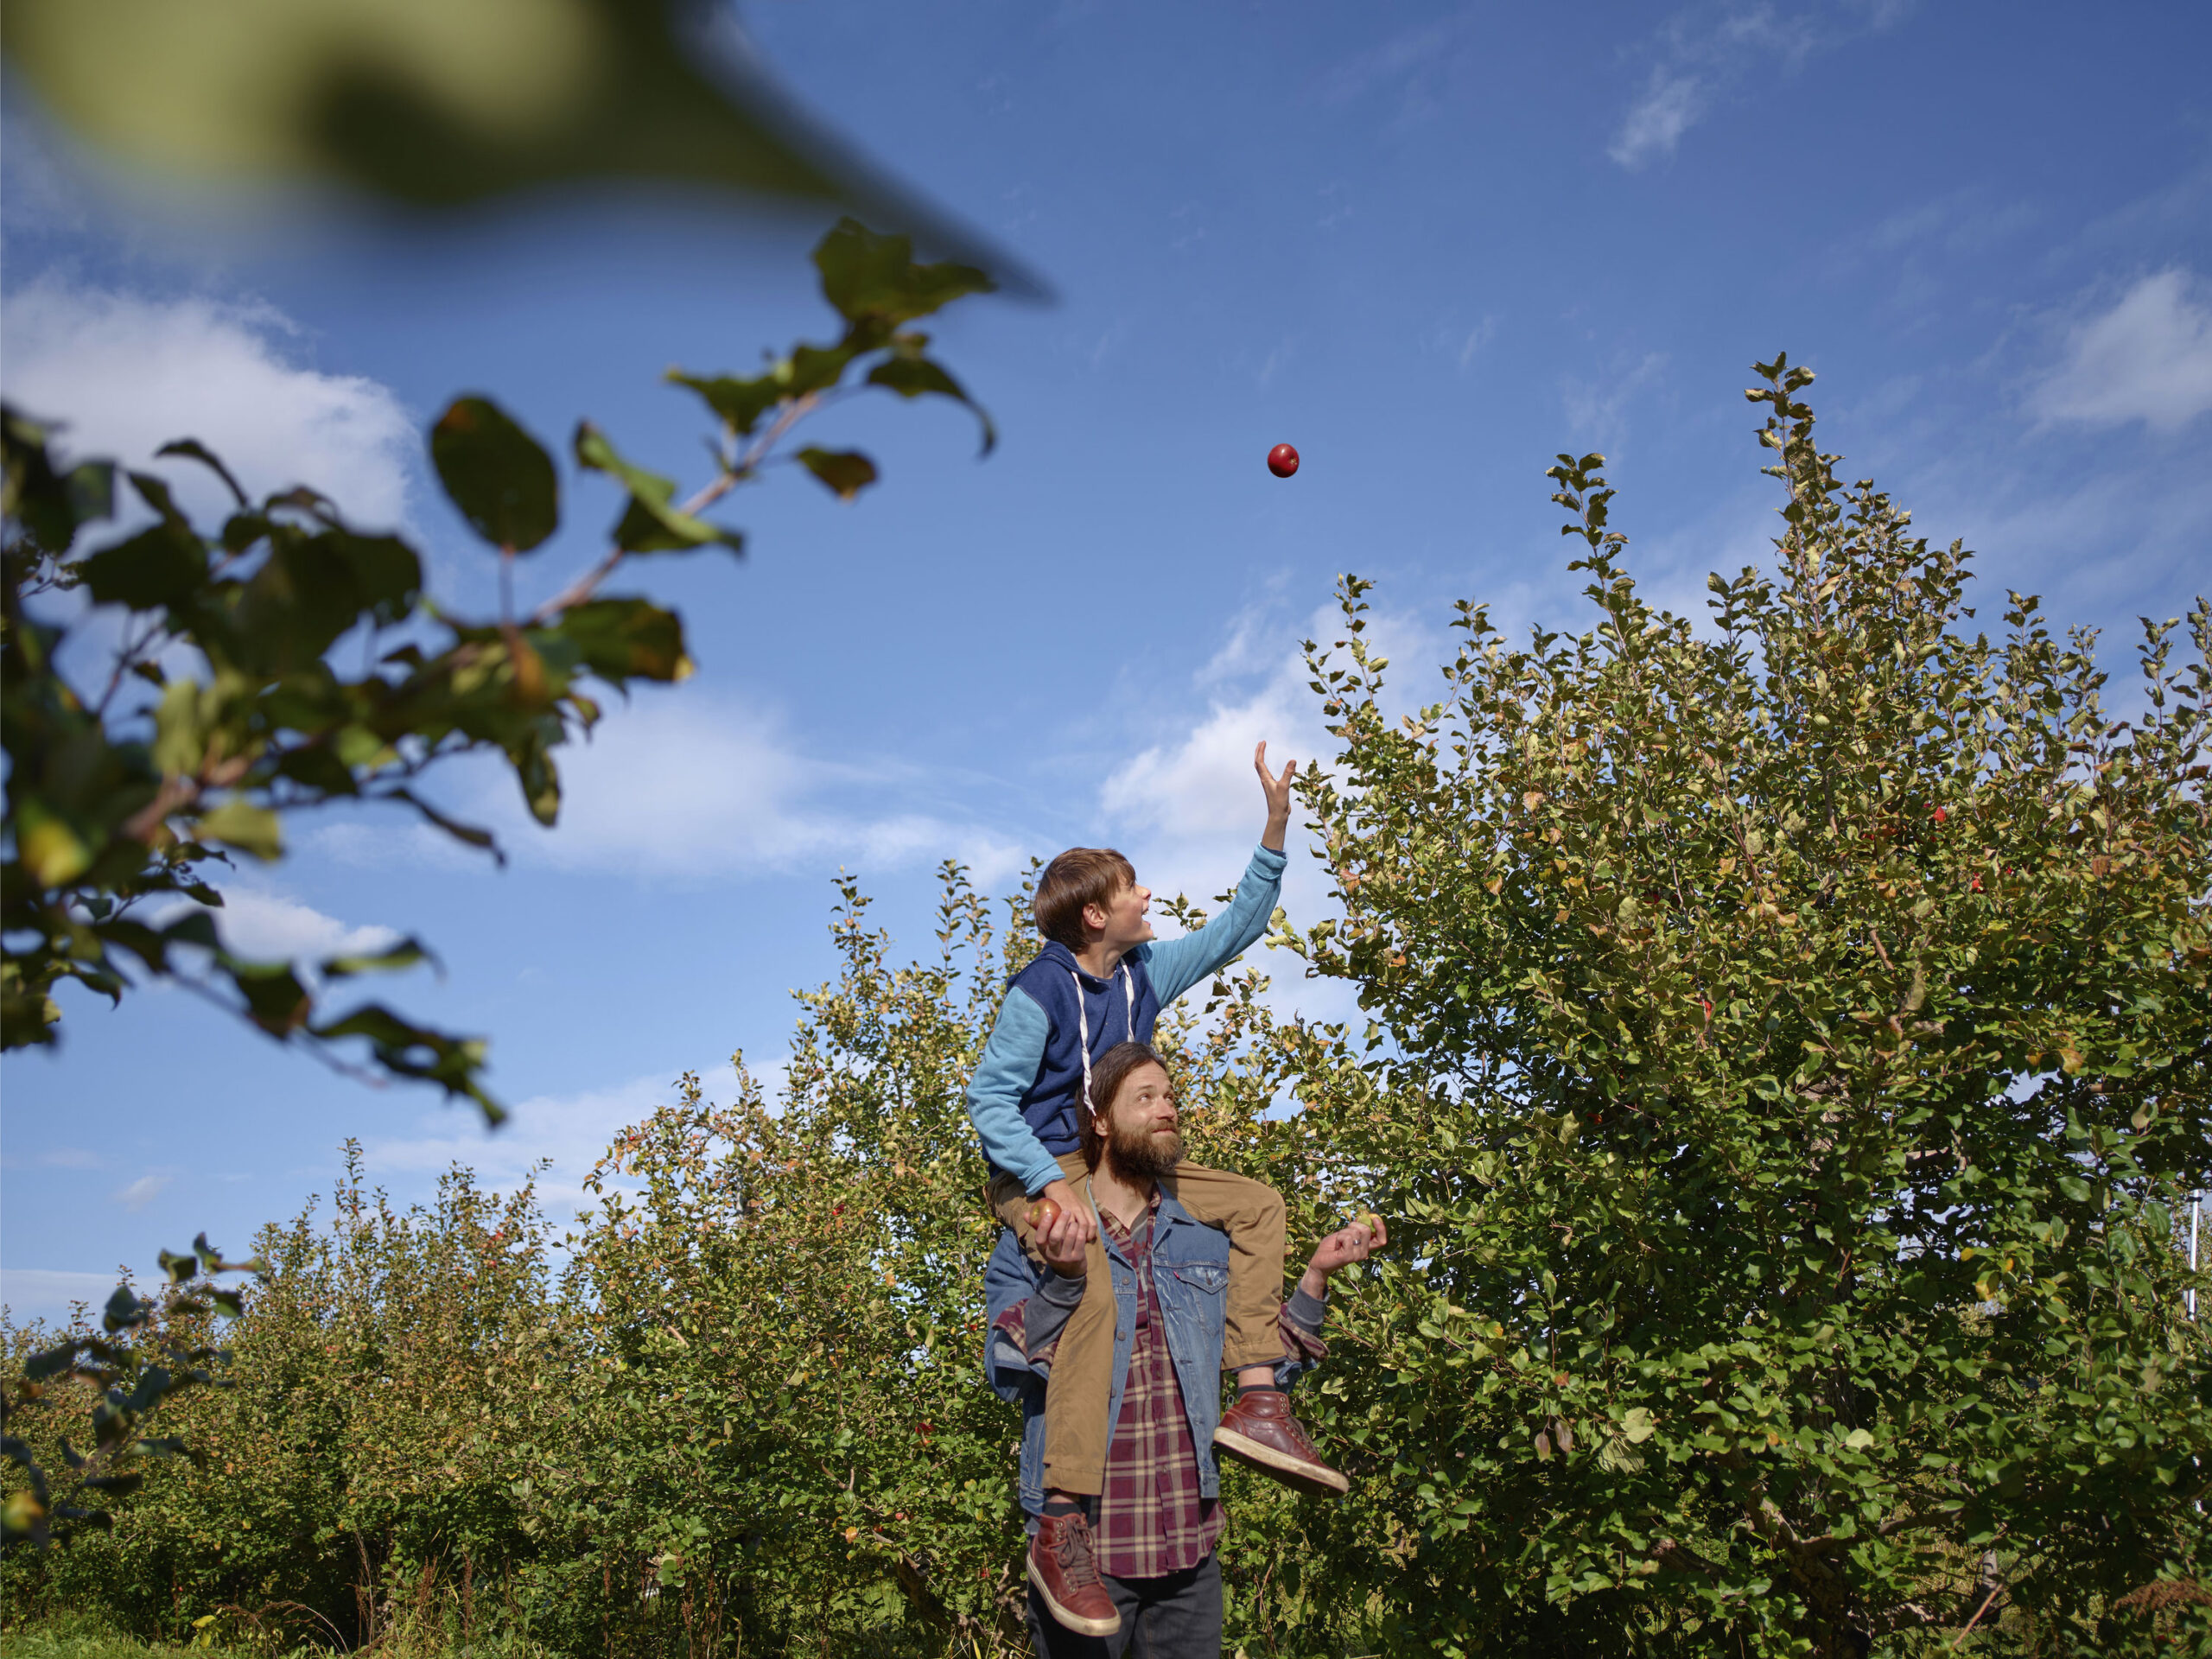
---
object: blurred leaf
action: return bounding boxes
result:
[155,439,248,509]
[320,936,431,980]
[556,597,690,683]
[794,447,877,502]
[814,218,995,332]
[78,521,208,612]
[866,353,995,454]
[0,0,1041,291]
[573,423,741,555]
[195,801,283,861]
[431,397,559,553]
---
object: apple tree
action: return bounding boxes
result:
[1268,357,2212,1655]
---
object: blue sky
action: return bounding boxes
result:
[5,0,2209,1321]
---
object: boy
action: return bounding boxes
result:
[964,743,1345,1601]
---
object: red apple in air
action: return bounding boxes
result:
[1267,442,1300,478]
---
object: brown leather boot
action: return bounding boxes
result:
[1027,1510,1120,1637]
[1214,1388,1350,1496]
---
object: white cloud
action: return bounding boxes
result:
[39,1147,104,1169]
[2031,270,2212,432]
[113,1172,174,1212]
[207,887,403,963]
[385,693,1031,886]
[1610,70,1705,168]
[0,280,416,527]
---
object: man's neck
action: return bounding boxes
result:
[1071,937,1126,979]
[1088,1154,1155,1234]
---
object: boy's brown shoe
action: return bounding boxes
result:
[1214,1389,1350,1497]
[1027,1510,1120,1637]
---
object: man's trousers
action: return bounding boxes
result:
[1026,1553,1222,1657]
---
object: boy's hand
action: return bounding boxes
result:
[1037,1203,1090,1278]
[1299,1213,1386,1299]
[1255,741,1297,851]
[1037,1179,1095,1244]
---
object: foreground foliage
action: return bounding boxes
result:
[2,217,992,1117]
[5,365,2207,1656]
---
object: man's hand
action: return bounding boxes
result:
[1299,1213,1386,1300]
[1037,1200,1091,1278]
[1255,741,1297,852]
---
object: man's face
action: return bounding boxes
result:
[1084,878,1154,952]
[1103,1062,1182,1181]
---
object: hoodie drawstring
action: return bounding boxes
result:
[1072,964,1137,1122]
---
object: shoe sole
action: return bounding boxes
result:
[1213,1427,1351,1496]
[1026,1555,1121,1637]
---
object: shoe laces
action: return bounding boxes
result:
[1056,1516,1103,1587]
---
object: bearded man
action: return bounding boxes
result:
[983,1040,1383,1651]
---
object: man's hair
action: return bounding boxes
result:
[1080,1041,1170,1173]
[1035,847,1136,950]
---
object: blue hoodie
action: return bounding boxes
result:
[964,843,1287,1198]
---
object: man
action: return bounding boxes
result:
[983,1040,1384,1649]
[963,741,1345,1580]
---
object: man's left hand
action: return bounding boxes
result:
[1300,1214,1386,1298]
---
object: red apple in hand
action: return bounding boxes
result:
[1268,442,1300,478]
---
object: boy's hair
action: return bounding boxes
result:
[1080,1041,1169,1173]
[1035,847,1136,950]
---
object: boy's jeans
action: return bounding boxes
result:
[988,1151,1287,1495]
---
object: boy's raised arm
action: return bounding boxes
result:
[1145,741,1295,1006]
[964,989,1069,1198]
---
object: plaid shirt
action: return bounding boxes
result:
[1091,1192,1223,1579]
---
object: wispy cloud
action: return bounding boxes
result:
[113,1172,175,1212]
[1609,2,1913,169]
[0,280,416,529]
[1611,70,1706,169]
[1562,351,1671,442]
[2030,270,2212,432]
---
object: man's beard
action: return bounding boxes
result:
[1106,1118,1184,1182]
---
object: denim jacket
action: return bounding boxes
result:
[982,1185,1320,1518]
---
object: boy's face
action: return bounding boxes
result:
[1083,877,1154,951]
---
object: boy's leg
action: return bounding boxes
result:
[1154,1163,1287,1370]
[988,1153,1116,1497]
[1157,1162,1349,1497]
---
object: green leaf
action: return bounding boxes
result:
[667,371,789,440]
[814,218,995,333]
[78,520,208,612]
[430,397,559,552]
[194,801,283,861]
[865,353,995,454]
[227,962,311,1034]
[795,448,878,502]
[3,405,116,551]
[555,598,691,684]
[572,423,742,555]
[155,438,249,508]
[319,937,432,981]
